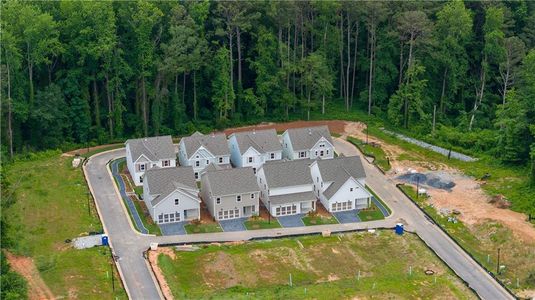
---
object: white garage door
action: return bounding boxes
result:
[275,204,297,216]
[331,200,353,212]
[218,208,240,220]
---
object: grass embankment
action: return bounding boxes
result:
[112,159,161,235]
[400,184,535,292]
[184,223,223,234]
[3,152,126,299]
[244,217,282,230]
[347,137,391,172]
[358,204,385,221]
[158,231,475,299]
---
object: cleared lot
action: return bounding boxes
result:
[156,231,476,299]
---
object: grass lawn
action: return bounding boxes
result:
[358,204,385,221]
[3,152,126,299]
[302,214,338,226]
[184,223,223,234]
[244,218,282,230]
[158,231,475,299]
[347,136,391,172]
[400,184,535,293]
[131,198,161,235]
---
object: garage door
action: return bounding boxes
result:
[331,201,353,212]
[218,208,240,220]
[275,204,297,216]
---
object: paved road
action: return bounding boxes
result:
[84,141,512,300]
[333,138,513,300]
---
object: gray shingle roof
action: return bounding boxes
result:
[261,159,313,188]
[145,166,199,206]
[316,156,366,199]
[286,126,333,151]
[203,163,232,172]
[126,135,175,162]
[182,132,230,159]
[202,167,259,196]
[231,129,282,155]
[269,191,316,205]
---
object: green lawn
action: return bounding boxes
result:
[400,184,535,293]
[346,137,391,172]
[302,215,338,226]
[80,144,123,158]
[158,231,475,299]
[3,152,126,299]
[244,218,282,230]
[358,204,385,221]
[184,223,223,234]
[131,198,161,235]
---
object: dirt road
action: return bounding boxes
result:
[5,252,55,300]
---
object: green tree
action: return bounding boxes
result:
[388,63,428,128]
[300,51,334,120]
[212,47,235,120]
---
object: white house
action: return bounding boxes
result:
[125,135,176,186]
[310,155,371,212]
[200,167,260,220]
[257,159,316,217]
[228,129,282,173]
[178,132,231,180]
[282,126,334,160]
[142,166,200,224]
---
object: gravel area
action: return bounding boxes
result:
[382,129,477,162]
[73,234,105,249]
[397,172,456,190]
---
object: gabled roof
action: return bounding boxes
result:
[145,166,199,206]
[126,135,175,162]
[316,156,366,199]
[285,126,333,151]
[231,129,282,155]
[261,159,313,188]
[202,167,259,196]
[203,162,232,172]
[181,132,229,159]
[269,191,316,205]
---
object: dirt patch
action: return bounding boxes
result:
[201,251,239,289]
[62,143,122,157]
[222,120,347,136]
[5,251,55,300]
[148,248,175,300]
[517,289,535,299]
[424,174,535,243]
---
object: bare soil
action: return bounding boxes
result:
[222,120,347,136]
[148,248,175,300]
[5,251,55,300]
[62,143,123,157]
[341,121,535,243]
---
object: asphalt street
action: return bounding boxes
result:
[84,139,513,300]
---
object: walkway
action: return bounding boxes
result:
[371,196,390,217]
[110,159,149,234]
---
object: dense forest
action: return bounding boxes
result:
[1,1,534,172]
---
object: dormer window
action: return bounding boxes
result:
[139,164,146,171]
[248,157,253,163]
[175,199,179,205]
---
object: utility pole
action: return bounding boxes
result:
[496,248,501,274]
[416,176,420,199]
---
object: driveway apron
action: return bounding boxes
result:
[277,214,305,227]
[333,210,361,224]
[159,222,187,235]
[219,217,248,232]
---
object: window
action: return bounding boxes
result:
[270,153,275,159]
[196,155,199,158]
[139,164,146,171]
[320,150,324,156]
[219,157,223,163]
[299,151,306,158]
[158,214,163,222]
[253,168,256,174]
[236,195,241,202]
[153,163,157,167]
[350,188,353,192]
[175,199,179,205]
[140,176,143,183]
[206,160,209,165]
[250,193,255,199]
[259,178,262,183]
[315,151,318,156]
[163,160,170,167]
[216,197,221,204]
[195,161,200,167]
[321,182,323,188]
[248,157,253,163]
[316,177,319,182]
[194,172,199,179]
[319,143,325,148]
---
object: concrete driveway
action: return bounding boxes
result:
[277,214,305,227]
[333,210,361,224]
[219,217,248,232]
[160,222,187,236]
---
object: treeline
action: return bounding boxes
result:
[1,1,534,169]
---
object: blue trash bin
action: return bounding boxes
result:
[395,223,404,235]
[101,235,109,246]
